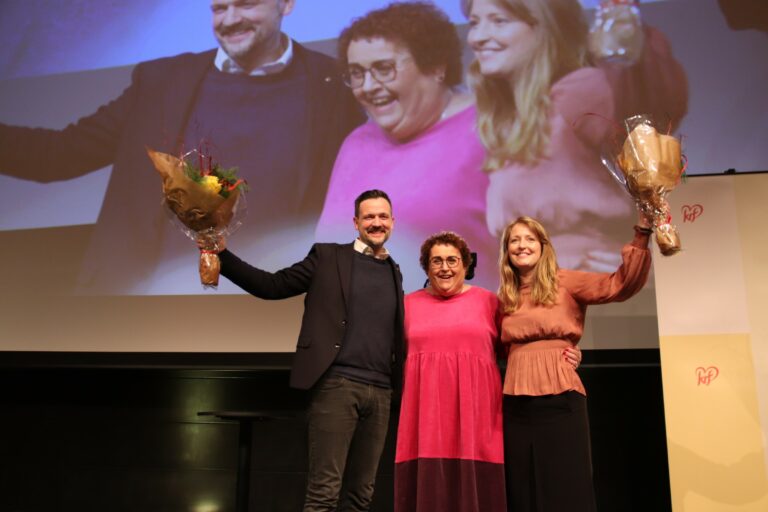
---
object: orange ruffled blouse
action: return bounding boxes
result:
[500,229,651,396]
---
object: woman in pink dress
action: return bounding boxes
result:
[395,231,581,511]
[496,215,652,511]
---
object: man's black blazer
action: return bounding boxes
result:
[220,243,405,391]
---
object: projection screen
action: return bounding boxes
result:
[1,0,766,355]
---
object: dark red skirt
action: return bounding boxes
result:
[395,457,506,512]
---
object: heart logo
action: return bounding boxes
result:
[696,366,719,386]
[682,204,704,223]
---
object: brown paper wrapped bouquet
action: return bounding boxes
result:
[604,115,685,255]
[147,147,247,287]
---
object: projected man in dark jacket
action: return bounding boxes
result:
[0,0,365,294]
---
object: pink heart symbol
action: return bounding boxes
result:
[682,204,704,223]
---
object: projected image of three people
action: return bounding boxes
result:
[0,0,688,294]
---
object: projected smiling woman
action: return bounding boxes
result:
[315,1,500,291]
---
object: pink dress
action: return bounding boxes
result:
[395,286,506,512]
[314,105,499,292]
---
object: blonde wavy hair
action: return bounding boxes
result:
[462,0,589,170]
[498,216,559,313]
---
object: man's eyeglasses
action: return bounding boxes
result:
[429,256,462,269]
[343,59,402,89]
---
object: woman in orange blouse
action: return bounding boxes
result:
[497,215,652,512]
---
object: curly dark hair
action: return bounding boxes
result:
[338,1,463,86]
[419,231,472,273]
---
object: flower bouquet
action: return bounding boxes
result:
[588,0,644,66]
[147,147,248,287]
[602,114,685,256]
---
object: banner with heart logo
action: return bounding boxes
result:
[655,173,768,511]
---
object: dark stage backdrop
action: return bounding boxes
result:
[1,0,767,353]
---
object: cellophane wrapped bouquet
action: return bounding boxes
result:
[602,114,685,256]
[147,147,247,287]
[588,0,644,66]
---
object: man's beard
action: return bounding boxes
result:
[216,25,262,60]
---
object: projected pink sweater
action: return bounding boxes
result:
[315,105,499,292]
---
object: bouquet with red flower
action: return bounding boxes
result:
[147,147,248,287]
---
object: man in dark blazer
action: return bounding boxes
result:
[217,189,404,512]
[0,0,365,294]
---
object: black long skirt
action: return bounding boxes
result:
[503,391,597,512]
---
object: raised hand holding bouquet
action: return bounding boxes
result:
[147,147,247,287]
[603,114,685,255]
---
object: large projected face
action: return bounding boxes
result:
[346,37,447,142]
[466,0,537,77]
[211,0,295,71]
